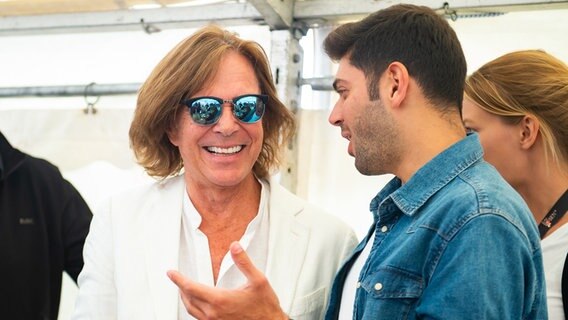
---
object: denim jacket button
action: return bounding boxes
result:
[380,225,388,233]
[374,282,383,291]
[356,282,361,288]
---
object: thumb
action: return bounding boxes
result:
[230,241,261,281]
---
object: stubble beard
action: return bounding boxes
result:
[353,99,401,176]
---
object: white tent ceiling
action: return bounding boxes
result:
[1,0,567,36]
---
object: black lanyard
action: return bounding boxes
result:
[539,189,568,239]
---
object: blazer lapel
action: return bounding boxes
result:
[143,176,185,319]
[265,181,309,313]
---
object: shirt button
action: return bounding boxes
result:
[356,282,361,288]
[374,282,383,291]
[380,225,388,233]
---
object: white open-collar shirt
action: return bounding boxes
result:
[178,179,270,320]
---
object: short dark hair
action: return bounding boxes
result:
[324,4,467,111]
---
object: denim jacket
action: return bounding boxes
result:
[325,134,547,320]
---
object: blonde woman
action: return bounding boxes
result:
[463,50,568,319]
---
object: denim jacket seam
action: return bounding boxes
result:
[452,175,536,250]
[527,261,546,320]
[425,234,448,281]
[410,208,482,242]
[420,210,509,282]
[484,208,540,254]
[457,168,492,208]
[428,209,541,274]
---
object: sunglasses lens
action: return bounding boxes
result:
[189,98,222,125]
[234,95,265,123]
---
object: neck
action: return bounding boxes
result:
[185,174,261,224]
[515,168,568,224]
[395,108,466,183]
[184,174,262,285]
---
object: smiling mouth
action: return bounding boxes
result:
[205,145,244,154]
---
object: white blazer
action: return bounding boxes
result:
[72,175,357,320]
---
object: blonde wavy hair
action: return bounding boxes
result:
[129,25,296,179]
[465,50,568,168]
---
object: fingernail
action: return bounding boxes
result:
[231,241,243,253]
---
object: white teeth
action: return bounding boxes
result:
[206,146,243,154]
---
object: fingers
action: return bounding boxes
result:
[167,270,187,289]
[167,266,283,320]
[167,270,212,302]
[167,271,210,319]
[179,290,208,320]
[230,241,262,282]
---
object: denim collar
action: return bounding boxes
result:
[370,133,484,220]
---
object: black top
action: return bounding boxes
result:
[0,131,93,320]
[0,141,4,178]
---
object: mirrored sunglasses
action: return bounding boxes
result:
[181,94,268,125]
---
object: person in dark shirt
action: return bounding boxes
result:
[0,130,93,320]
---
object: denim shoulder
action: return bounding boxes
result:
[455,162,540,249]
[410,162,539,251]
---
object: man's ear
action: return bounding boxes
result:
[519,114,540,150]
[383,61,409,109]
[167,126,180,147]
